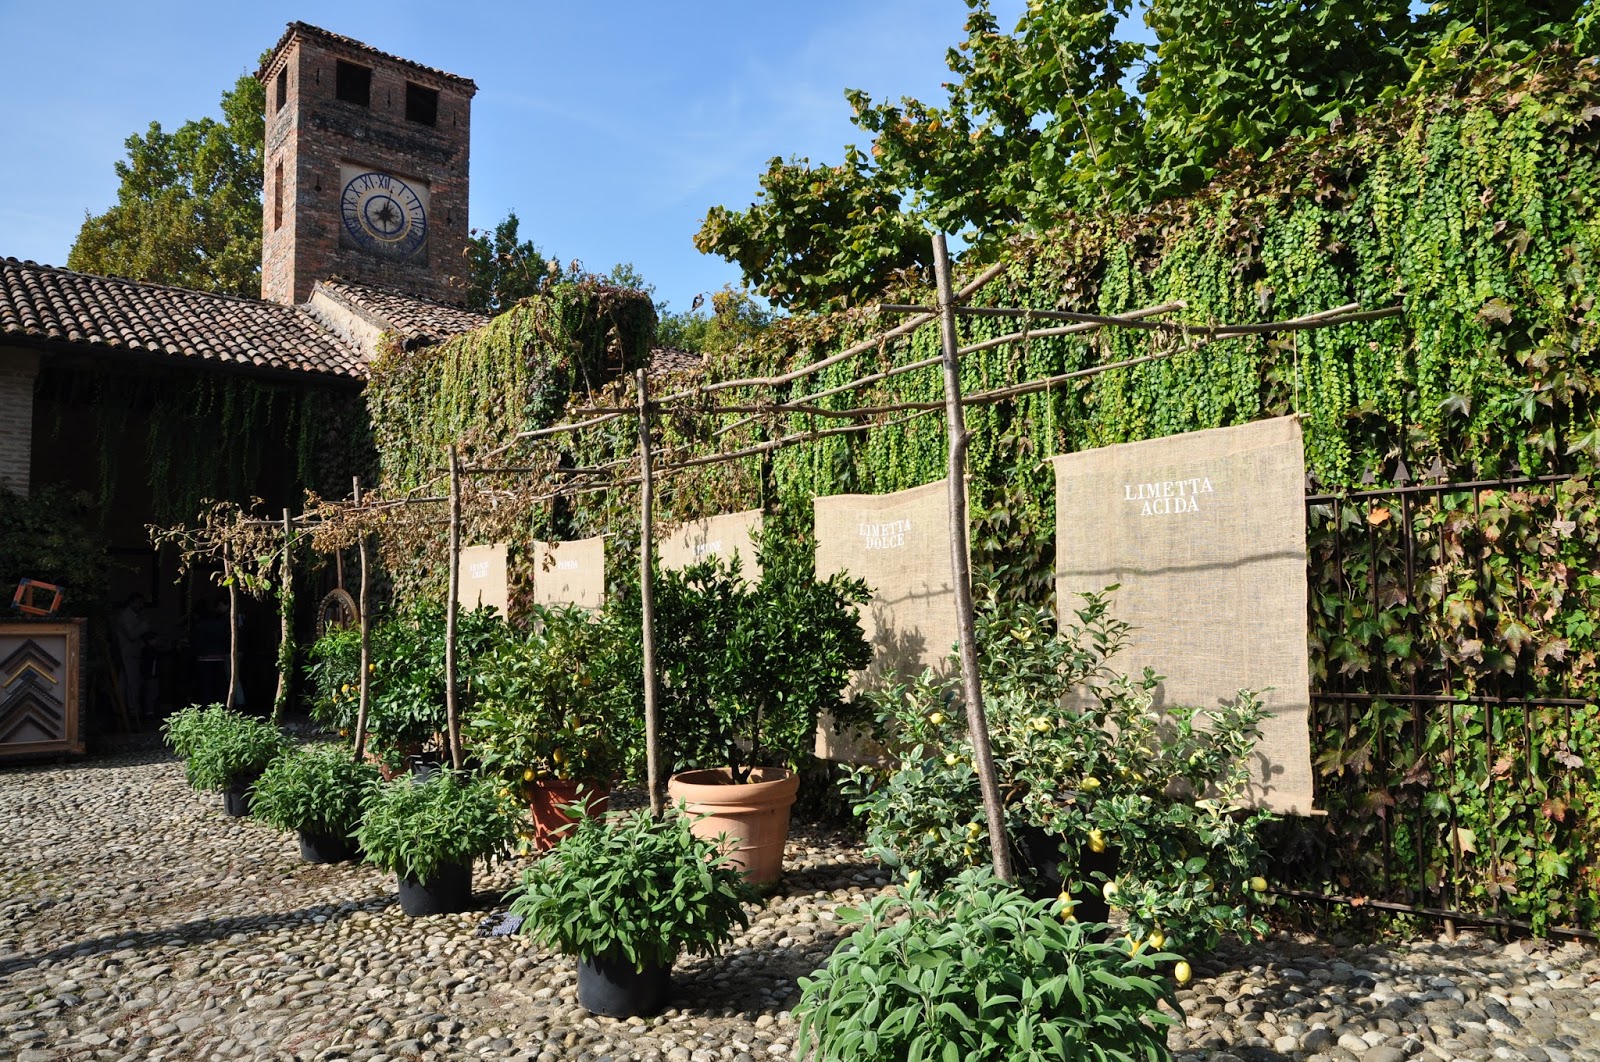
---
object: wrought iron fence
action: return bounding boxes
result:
[1277,473,1600,939]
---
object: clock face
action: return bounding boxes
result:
[339,171,428,260]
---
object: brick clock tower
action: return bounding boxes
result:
[258,23,476,307]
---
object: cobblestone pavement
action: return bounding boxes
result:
[2,739,1597,1061]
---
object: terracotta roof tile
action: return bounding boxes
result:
[0,258,365,379]
[649,347,704,376]
[315,279,488,344]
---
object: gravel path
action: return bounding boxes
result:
[2,739,1597,1062]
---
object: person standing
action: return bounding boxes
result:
[113,593,152,725]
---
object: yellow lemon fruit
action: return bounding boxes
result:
[966,821,983,837]
[551,748,567,766]
[944,753,961,767]
[928,711,946,726]
[1250,876,1268,893]
[1174,961,1192,985]
[1088,828,1107,853]
[1102,880,1119,901]
[369,663,377,673]
[1126,934,1145,954]
[1149,929,1166,949]
[1031,716,1052,733]
[523,768,535,782]
[1081,776,1101,792]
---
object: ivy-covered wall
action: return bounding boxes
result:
[364,280,656,605]
[367,58,1600,933]
[35,363,369,528]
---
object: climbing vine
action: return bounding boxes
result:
[364,55,1600,933]
[37,363,369,526]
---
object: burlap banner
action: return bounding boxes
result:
[1051,416,1315,814]
[814,480,961,760]
[529,537,607,611]
[456,544,509,618]
[658,509,763,581]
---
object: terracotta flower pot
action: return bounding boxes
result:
[527,778,610,851]
[667,767,798,885]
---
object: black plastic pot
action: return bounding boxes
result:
[408,754,443,782]
[396,861,472,916]
[222,779,256,817]
[298,829,358,864]
[576,952,672,1018]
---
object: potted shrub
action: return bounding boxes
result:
[354,768,517,916]
[506,807,754,1017]
[162,704,288,817]
[845,591,1277,953]
[362,603,506,776]
[306,622,362,736]
[470,604,637,849]
[250,744,381,863]
[616,519,871,884]
[794,868,1179,1061]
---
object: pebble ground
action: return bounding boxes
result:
[2,737,1597,1062]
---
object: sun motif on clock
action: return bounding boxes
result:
[339,171,428,259]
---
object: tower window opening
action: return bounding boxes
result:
[406,82,438,126]
[275,68,288,112]
[273,162,283,231]
[335,60,371,106]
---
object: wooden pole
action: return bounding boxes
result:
[637,368,664,818]
[224,543,239,710]
[353,477,373,760]
[444,445,464,771]
[273,508,293,725]
[933,232,1014,883]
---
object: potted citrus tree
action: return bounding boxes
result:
[251,744,381,863]
[616,518,871,884]
[470,603,637,849]
[162,704,288,817]
[355,769,517,916]
[361,603,506,776]
[507,807,754,1017]
[846,592,1277,955]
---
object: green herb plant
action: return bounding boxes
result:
[507,807,754,971]
[251,744,380,837]
[846,590,1275,954]
[354,769,517,882]
[794,868,1180,1062]
[162,704,288,791]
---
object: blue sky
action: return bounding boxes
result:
[0,1,1026,314]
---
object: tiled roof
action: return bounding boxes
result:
[649,347,704,375]
[261,22,477,90]
[315,279,488,344]
[0,259,365,380]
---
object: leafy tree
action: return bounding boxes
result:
[69,71,265,298]
[696,0,1594,312]
[656,287,774,358]
[464,210,573,313]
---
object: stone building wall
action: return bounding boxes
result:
[0,348,38,496]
